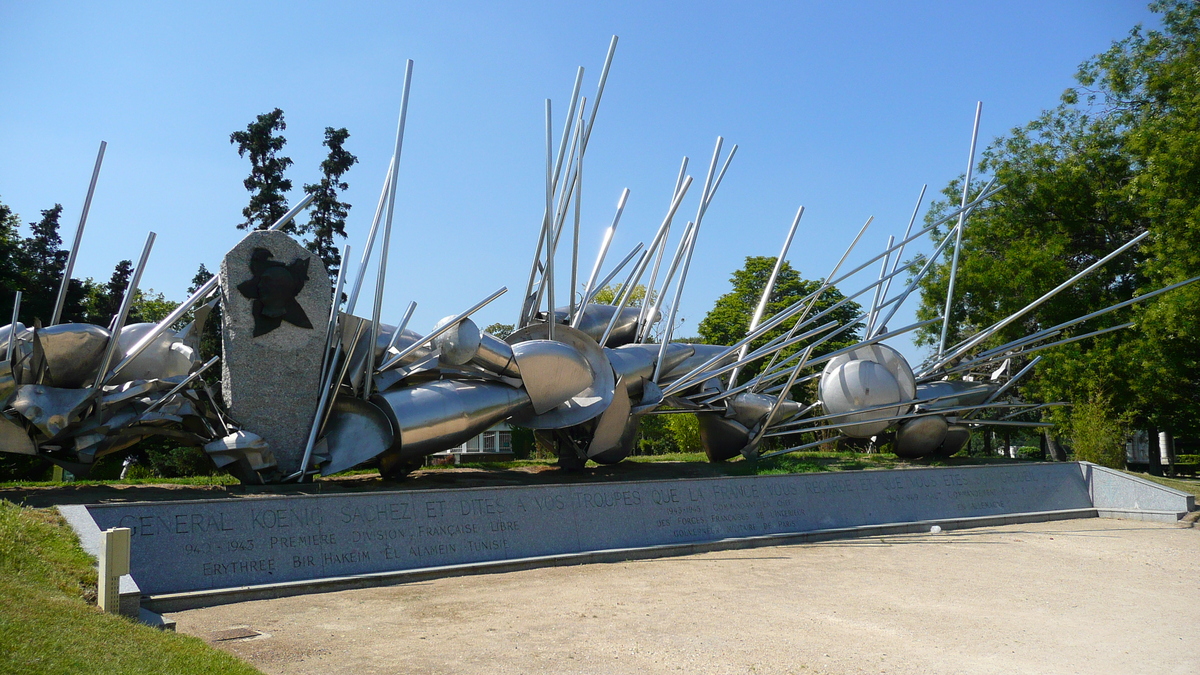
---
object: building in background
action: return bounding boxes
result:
[428,422,515,464]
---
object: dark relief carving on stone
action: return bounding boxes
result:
[237,248,314,337]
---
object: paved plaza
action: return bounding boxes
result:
[173,518,1198,675]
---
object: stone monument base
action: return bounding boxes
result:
[61,462,1194,612]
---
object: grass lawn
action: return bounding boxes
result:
[0,501,260,675]
[0,474,240,489]
[1126,472,1200,500]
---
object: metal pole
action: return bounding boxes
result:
[365,61,415,397]
[321,245,351,377]
[728,206,803,386]
[543,100,556,341]
[383,301,417,357]
[569,105,583,321]
[598,250,650,346]
[141,355,220,415]
[601,174,693,328]
[585,242,644,307]
[642,221,695,343]
[876,184,927,331]
[378,287,508,371]
[744,345,815,453]
[553,66,585,190]
[6,291,22,363]
[650,223,696,383]
[753,215,874,387]
[580,36,618,156]
[95,232,155,387]
[929,231,1149,372]
[346,160,394,315]
[866,235,895,335]
[637,157,690,336]
[976,274,1200,360]
[52,140,106,326]
[937,102,983,358]
[573,188,629,327]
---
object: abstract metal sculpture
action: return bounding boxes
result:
[2,39,1197,484]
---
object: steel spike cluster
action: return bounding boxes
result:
[3,40,1196,482]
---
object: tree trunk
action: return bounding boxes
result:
[1148,425,1163,477]
[1003,429,1012,459]
[1046,432,1066,462]
[1038,432,1048,461]
[983,429,992,457]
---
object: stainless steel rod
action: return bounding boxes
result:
[874,184,927,335]
[96,232,155,387]
[757,435,845,460]
[378,287,508,371]
[366,59,415,398]
[729,206,803,387]
[347,160,394,315]
[651,222,698,385]
[544,99,556,342]
[141,355,219,415]
[642,220,695,343]
[573,188,629,327]
[587,242,644,306]
[637,157,690,337]
[52,140,106,326]
[598,250,650,346]
[937,102,983,358]
[321,244,351,378]
[928,231,1149,373]
[7,291,22,363]
[383,301,418,358]
[866,235,894,336]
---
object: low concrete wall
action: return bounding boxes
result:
[58,461,1196,612]
[1079,462,1195,521]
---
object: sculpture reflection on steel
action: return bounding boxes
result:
[3,38,1198,484]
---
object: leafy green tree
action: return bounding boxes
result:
[591,283,652,306]
[914,0,1200,445]
[483,322,515,339]
[231,108,293,232]
[697,256,862,384]
[664,413,701,453]
[302,127,358,282]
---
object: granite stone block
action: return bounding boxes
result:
[220,230,330,476]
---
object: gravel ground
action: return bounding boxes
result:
[172,517,1199,675]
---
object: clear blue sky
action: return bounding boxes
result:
[0,1,1157,363]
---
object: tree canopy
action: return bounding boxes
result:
[914,0,1200,437]
[698,255,862,385]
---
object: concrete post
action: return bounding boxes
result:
[98,527,131,614]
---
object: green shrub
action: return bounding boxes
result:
[664,414,701,453]
[1068,394,1128,469]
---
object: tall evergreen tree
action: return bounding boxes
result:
[302,127,358,281]
[0,199,22,322]
[230,108,294,232]
[15,205,68,324]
